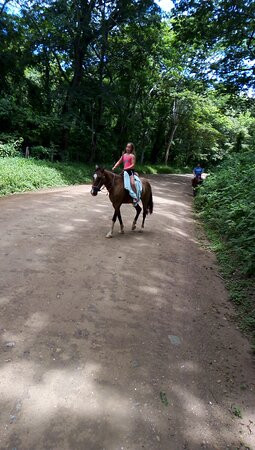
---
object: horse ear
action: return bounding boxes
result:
[95,164,99,170]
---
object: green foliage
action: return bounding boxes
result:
[1,1,255,166]
[196,152,255,275]
[30,146,51,159]
[0,158,92,196]
[0,137,23,158]
[160,391,169,406]
[231,405,242,419]
[173,0,255,89]
[31,144,58,161]
[195,152,255,339]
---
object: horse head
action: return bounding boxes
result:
[91,166,105,196]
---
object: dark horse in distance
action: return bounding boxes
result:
[192,175,203,196]
[91,168,153,238]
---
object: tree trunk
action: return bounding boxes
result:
[140,129,148,164]
[43,46,51,115]
[140,147,145,164]
[90,103,97,163]
[61,2,95,152]
[165,123,178,165]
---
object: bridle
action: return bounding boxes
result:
[92,177,105,193]
[92,171,116,194]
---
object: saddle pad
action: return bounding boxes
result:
[123,171,142,203]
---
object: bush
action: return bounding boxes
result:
[0,158,92,196]
[195,152,255,339]
[31,144,58,161]
[0,137,23,157]
[196,152,255,276]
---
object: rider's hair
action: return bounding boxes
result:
[127,142,136,155]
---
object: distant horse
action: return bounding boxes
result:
[192,175,203,196]
[91,168,153,238]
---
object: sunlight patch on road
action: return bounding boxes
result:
[156,209,193,224]
[139,286,160,295]
[91,208,106,214]
[58,224,75,232]
[35,248,48,255]
[25,312,49,332]
[0,296,10,306]
[178,361,200,373]
[170,383,239,447]
[153,195,189,208]
[0,361,136,432]
[164,226,198,244]
[1,311,49,348]
[172,384,209,417]
[165,226,190,238]
[149,270,175,283]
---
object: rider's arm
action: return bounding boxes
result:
[124,155,136,171]
[112,156,123,171]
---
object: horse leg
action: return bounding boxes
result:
[140,190,150,231]
[141,209,147,230]
[132,204,142,231]
[106,209,118,238]
[118,210,124,234]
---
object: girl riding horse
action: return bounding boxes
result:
[91,167,153,238]
[112,142,137,203]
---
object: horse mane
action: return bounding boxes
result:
[104,169,122,178]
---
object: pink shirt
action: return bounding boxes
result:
[122,153,134,169]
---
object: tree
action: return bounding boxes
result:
[1,0,255,166]
[172,0,255,89]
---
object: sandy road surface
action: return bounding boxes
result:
[0,175,254,450]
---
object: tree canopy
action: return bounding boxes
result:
[0,0,254,165]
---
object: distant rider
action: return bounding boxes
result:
[192,163,204,188]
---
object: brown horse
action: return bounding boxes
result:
[192,175,203,196]
[91,167,153,238]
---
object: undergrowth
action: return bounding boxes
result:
[0,158,92,196]
[195,152,255,346]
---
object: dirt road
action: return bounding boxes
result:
[0,175,254,450]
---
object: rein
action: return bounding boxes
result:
[109,173,116,192]
[93,184,104,193]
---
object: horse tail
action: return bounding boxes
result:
[148,190,153,214]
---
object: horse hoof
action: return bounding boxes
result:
[132,225,136,231]
[119,230,124,234]
[139,229,143,233]
[106,233,113,238]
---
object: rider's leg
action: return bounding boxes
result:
[130,174,137,198]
